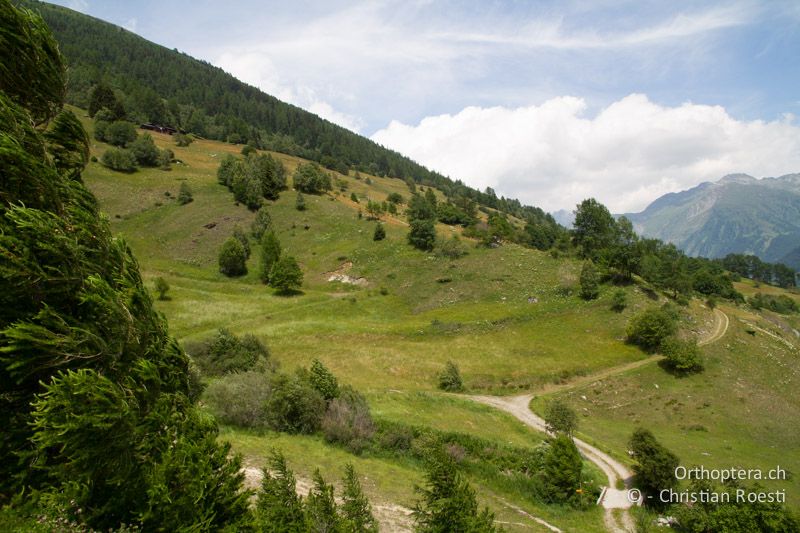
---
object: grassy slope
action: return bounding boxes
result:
[76,106,798,526]
[531,299,800,509]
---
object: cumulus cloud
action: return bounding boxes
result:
[371,94,800,213]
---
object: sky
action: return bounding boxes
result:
[54,0,800,213]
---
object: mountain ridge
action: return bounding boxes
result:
[626,173,800,268]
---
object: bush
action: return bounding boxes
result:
[386,192,404,204]
[295,191,306,211]
[232,226,251,259]
[350,192,359,203]
[579,261,600,300]
[187,328,270,376]
[749,293,799,314]
[103,120,137,146]
[629,428,679,508]
[217,154,238,187]
[100,147,137,172]
[218,237,247,277]
[130,133,160,166]
[408,218,436,251]
[626,307,678,352]
[204,371,272,428]
[265,372,326,434]
[177,182,193,205]
[270,255,303,293]
[251,208,272,240]
[435,235,467,259]
[321,386,375,453]
[293,162,331,194]
[660,336,703,374]
[438,361,463,392]
[373,223,386,241]
[154,277,170,300]
[611,289,627,312]
[241,144,256,157]
[543,399,578,437]
[174,133,193,147]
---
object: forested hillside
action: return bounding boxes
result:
[21,0,562,237]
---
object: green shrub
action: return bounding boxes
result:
[579,261,600,300]
[177,182,193,205]
[218,237,247,277]
[629,428,679,508]
[130,133,160,166]
[611,289,627,312]
[187,328,270,376]
[154,277,170,300]
[309,359,339,401]
[373,222,386,241]
[204,371,272,428]
[436,235,467,259]
[232,226,251,259]
[251,208,272,240]
[626,307,678,352]
[293,162,331,194]
[408,218,436,251]
[543,399,578,437]
[295,191,306,211]
[660,336,703,374]
[265,372,326,434]
[102,120,137,146]
[350,192,359,203]
[174,133,193,147]
[100,147,137,172]
[437,361,463,392]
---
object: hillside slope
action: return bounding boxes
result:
[626,173,800,268]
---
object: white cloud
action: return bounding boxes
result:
[371,94,800,213]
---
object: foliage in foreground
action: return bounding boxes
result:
[0,2,249,529]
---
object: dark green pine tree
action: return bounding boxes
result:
[413,452,498,532]
[305,469,341,533]
[541,435,583,503]
[256,450,307,532]
[340,464,379,533]
[0,2,250,529]
[579,261,600,300]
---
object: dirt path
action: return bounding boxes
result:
[699,308,729,346]
[469,394,637,532]
[467,309,730,532]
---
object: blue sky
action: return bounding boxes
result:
[53,0,800,212]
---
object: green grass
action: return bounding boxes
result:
[531,303,800,509]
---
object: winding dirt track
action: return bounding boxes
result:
[469,308,729,532]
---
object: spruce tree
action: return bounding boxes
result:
[233,225,251,259]
[541,435,583,503]
[629,428,679,507]
[340,464,378,533]
[256,451,306,532]
[260,231,282,284]
[309,359,339,401]
[305,469,341,533]
[373,222,386,241]
[413,452,497,532]
[0,3,250,528]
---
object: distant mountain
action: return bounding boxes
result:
[550,209,574,229]
[625,173,800,269]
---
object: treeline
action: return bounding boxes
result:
[716,253,796,289]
